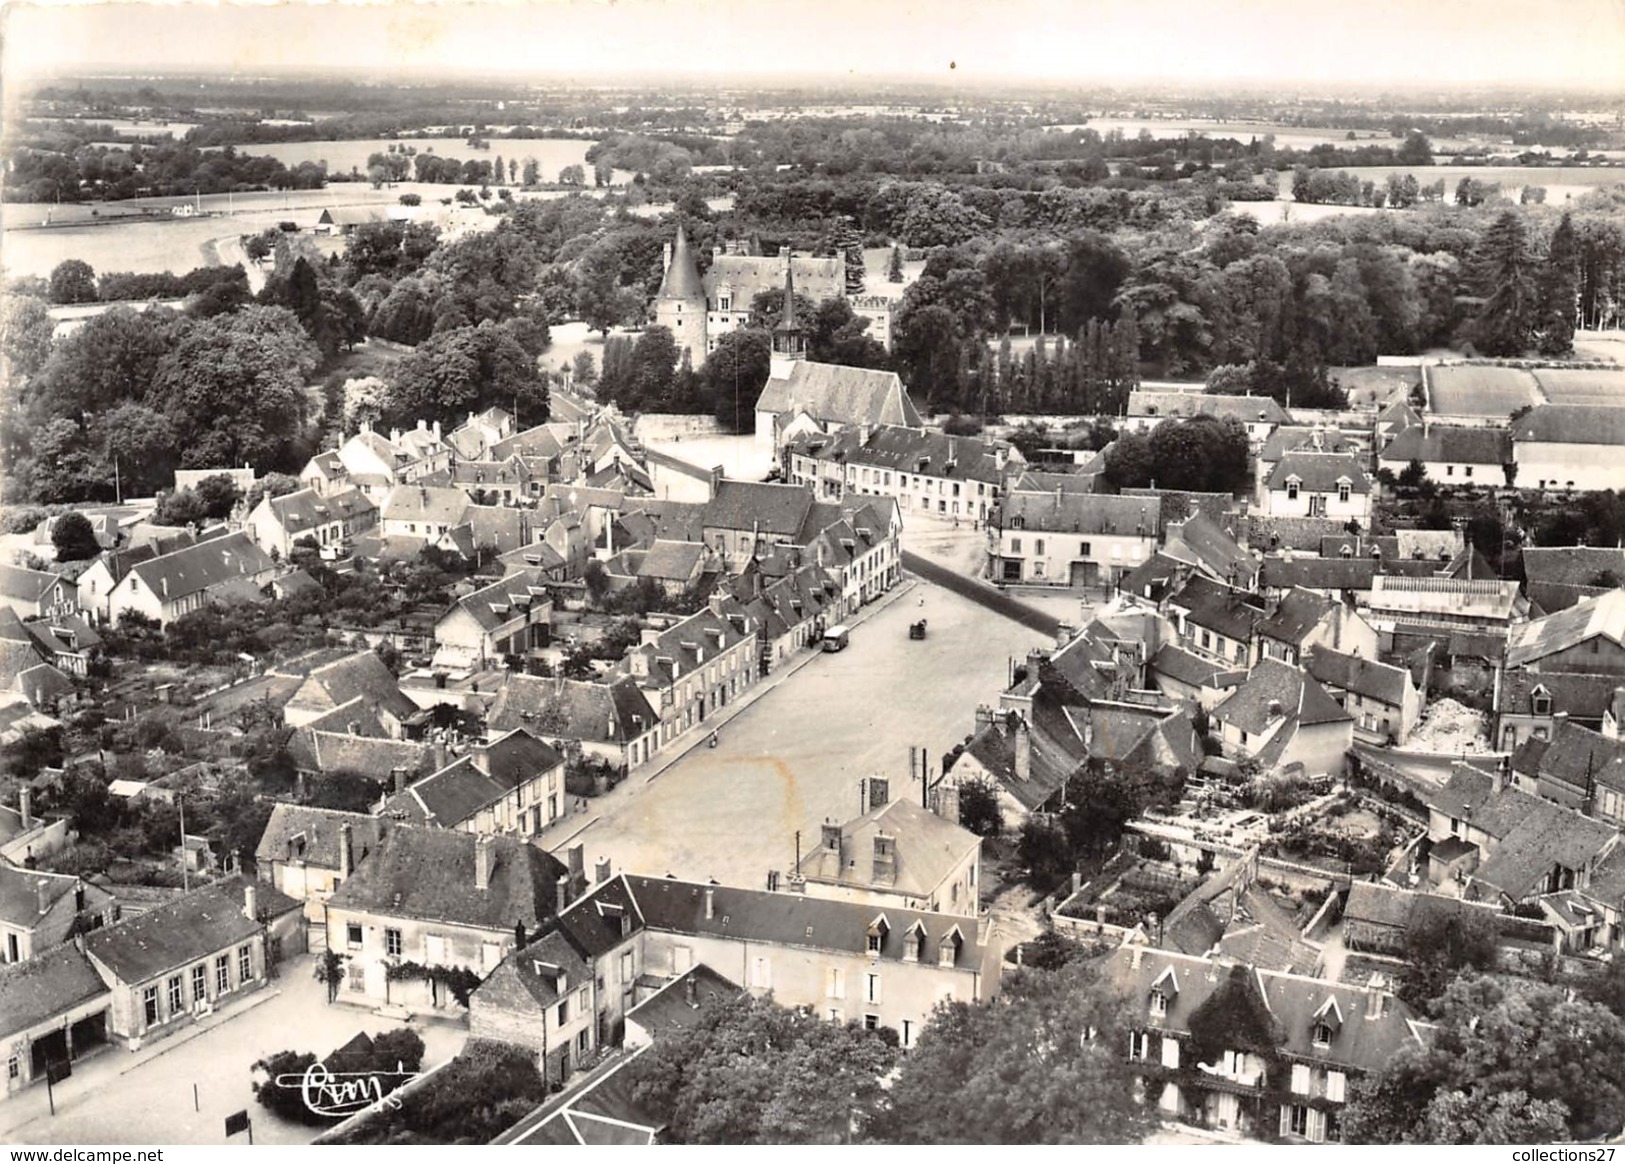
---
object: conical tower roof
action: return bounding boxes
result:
[657,224,704,300]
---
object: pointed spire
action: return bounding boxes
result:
[657,224,704,301]
[773,258,805,360]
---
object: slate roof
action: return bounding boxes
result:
[951,721,1070,812]
[0,563,68,604]
[1497,670,1615,723]
[1319,534,1399,560]
[655,224,704,300]
[1165,513,1257,588]
[1260,426,1360,463]
[0,862,81,928]
[85,880,267,983]
[125,532,274,603]
[1172,574,1266,642]
[0,941,110,1041]
[754,362,921,429]
[843,425,1008,486]
[705,252,842,300]
[1511,404,1625,446]
[380,485,470,527]
[448,568,551,633]
[1267,451,1371,493]
[487,674,659,743]
[1305,647,1410,707]
[624,964,740,1037]
[1344,881,1418,931]
[621,874,988,967]
[627,596,755,689]
[1474,805,1619,901]
[1520,547,1625,614]
[1098,948,1425,1075]
[384,730,563,829]
[702,480,815,538]
[1128,391,1291,424]
[291,650,418,723]
[796,798,981,899]
[1215,658,1351,735]
[1002,490,1160,538]
[1150,643,1245,691]
[1120,552,1190,604]
[636,540,705,583]
[1507,589,1625,668]
[293,730,434,778]
[621,500,708,544]
[1515,719,1625,796]
[253,804,386,871]
[1256,588,1336,648]
[266,488,376,536]
[473,929,593,1016]
[326,827,568,931]
[1378,424,1510,466]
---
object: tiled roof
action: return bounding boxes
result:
[1517,719,1625,796]
[1260,426,1360,462]
[1512,403,1625,446]
[754,361,921,429]
[1165,513,1257,588]
[487,674,658,743]
[1507,589,1625,667]
[0,863,80,928]
[1305,647,1410,707]
[624,964,740,1036]
[449,568,552,634]
[253,804,386,870]
[0,942,110,1041]
[702,480,814,537]
[1257,588,1336,648]
[0,563,67,604]
[124,533,274,603]
[1150,643,1243,691]
[295,730,434,778]
[1474,803,1619,900]
[635,540,705,583]
[1266,451,1371,493]
[951,721,1070,812]
[327,827,568,931]
[291,650,418,723]
[1001,490,1160,537]
[1378,425,1510,466]
[655,224,704,299]
[85,880,267,983]
[1172,574,1266,642]
[380,485,470,526]
[384,758,508,828]
[266,488,376,536]
[1215,658,1351,735]
[1127,391,1291,424]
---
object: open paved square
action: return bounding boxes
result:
[4,955,469,1146]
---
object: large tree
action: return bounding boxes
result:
[628,993,897,1143]
[704,327,772,431]
[147,306,319,470]
[1535,211,1580,356]
[48,259,98,305]
[385,321,547,429]
[1343,975,1625,1144]
[1470,210,1538,357]
[1,295,55,381]
[872,959,1151,1144]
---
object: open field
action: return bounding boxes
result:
[1272,164,1616,203]
[1046,119,1484,153]
[35,116,199,138]
[1427,365,1540,417]
[1230,200,1382,226]
[235,136,633,186]
[1532,366,1625,405]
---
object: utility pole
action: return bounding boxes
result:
[178,794,188,892]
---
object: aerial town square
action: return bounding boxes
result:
[4,0,1625,1149]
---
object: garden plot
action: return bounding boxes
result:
[1427,365,1539,418]
[1532,367,1625,406]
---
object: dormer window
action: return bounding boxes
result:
[1150,989,1169,1017]
[1312,1021,1334,1048]
[1286,478,1300,501]
[1532,687,1552,716]
[903,922,927,963]
[866,916,888,956]
[1337,481,1351,504]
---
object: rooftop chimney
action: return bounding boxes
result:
[475,834,495,892]
[595,857,612,884]
[568,844,585,885]
[1013,717,1032,782]
[704,887,715,920]
[867,777,890,809]
[392,767,408,796]
[243,883,258,923]
[339,823,354,880]
[36,878,51,916]
[872,833,897,887]
[19,788,32,830]
[685,972,699,1006]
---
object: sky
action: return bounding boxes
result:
[4,0,1624,91]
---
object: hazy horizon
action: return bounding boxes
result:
[5,0,1624,95]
